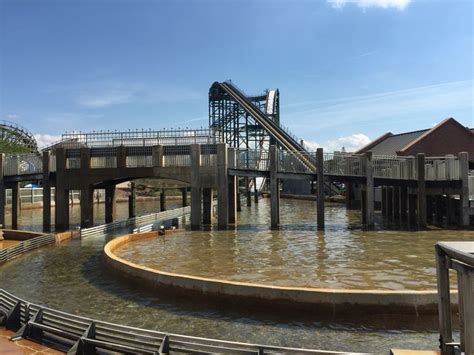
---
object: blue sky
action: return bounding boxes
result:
[1,0,473,151]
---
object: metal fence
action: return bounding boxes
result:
[0,234,56,264]
[80,206,191,238]
[3,154,42,176]
[61,128,219,147]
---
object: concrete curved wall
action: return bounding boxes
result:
[105,232,453,316]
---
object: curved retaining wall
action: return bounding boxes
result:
[105,232,453,316]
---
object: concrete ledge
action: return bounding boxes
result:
[105,232,454,316]
[0,229,47,241]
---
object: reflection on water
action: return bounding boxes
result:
[116,198,474,290]
[0,198,467,351]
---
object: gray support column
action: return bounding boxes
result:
[181,188,188,207]
[434,196,444,225]
[459,152,470,227]
[246,177,251,207]
[80,148,94,228]
[217,143,228,229]
[400,186,408,224]
[117,146,127,169]
[237,179,242,212]
[80,186,94,228]
[160,188,167,212]
[254,177,258,203]
[392,186,400,222]
[190,144,202,230]
[202,188,213,224]
[11,182,20,230]
[105,185,116,224]
[417,153,427,229]
[152,145,164,167]
[270,145,280,229]
[365,152,374,228]
[381,186,387,216]
[228,148,237,224]
[316,148,325,230]
[0,154,5,228]
[128,182,136,219]
[55,148,69,231]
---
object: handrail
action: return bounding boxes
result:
[0,289,370,354]
[0,234,56,264]
[220,82,316,171]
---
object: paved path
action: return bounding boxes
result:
[0,329,63,354]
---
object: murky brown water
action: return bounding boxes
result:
[0,198,468,352]
[116,198,474,290]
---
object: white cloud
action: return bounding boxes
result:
[328,0,411,10]
[303,133,371,153]
[34,134,62,149]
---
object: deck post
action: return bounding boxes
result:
[160,188,167,212]
[381,186,387,216]
[217,143,228,229]
[316,148,325,230]
[227,148,237,224]
[392,186,400,222]
[11,182,20,230]
[435,245,454,355]
[105,185,116,224]
[181,188,188,207]
[399,186,408,224]
[202,188,213,224]
[236,179,242,212]
[246,177,251,207]
[254,177,259,203]
[128,182,136,219]
[190,144,202,230]
[459,152,470,227]
[417,153,427,229]
[365,151,374,228]
[346,181,354,209]
[42,151,51,232]
[387,187,393,218]
[408,192,417,227]
[270,145,280,229]
[55,148,69,232]
[361,187,367,225]
[80,148,94,228]
[0,154,5,228]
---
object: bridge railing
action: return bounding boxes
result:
[372,155,416,180]
[278,150,314,174]
[3,154,43,176]
[236,149,270,171]
[425,156,460,181]
[324,153,366,177]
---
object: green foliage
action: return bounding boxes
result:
[0,140,31,154]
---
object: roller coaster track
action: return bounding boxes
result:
[0,120,38,153]
[219,82,317,172]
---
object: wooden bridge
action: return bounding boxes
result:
[0,140,471,232]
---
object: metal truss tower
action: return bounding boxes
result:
[209,82,280,150]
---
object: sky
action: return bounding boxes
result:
[1,0,473,151]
